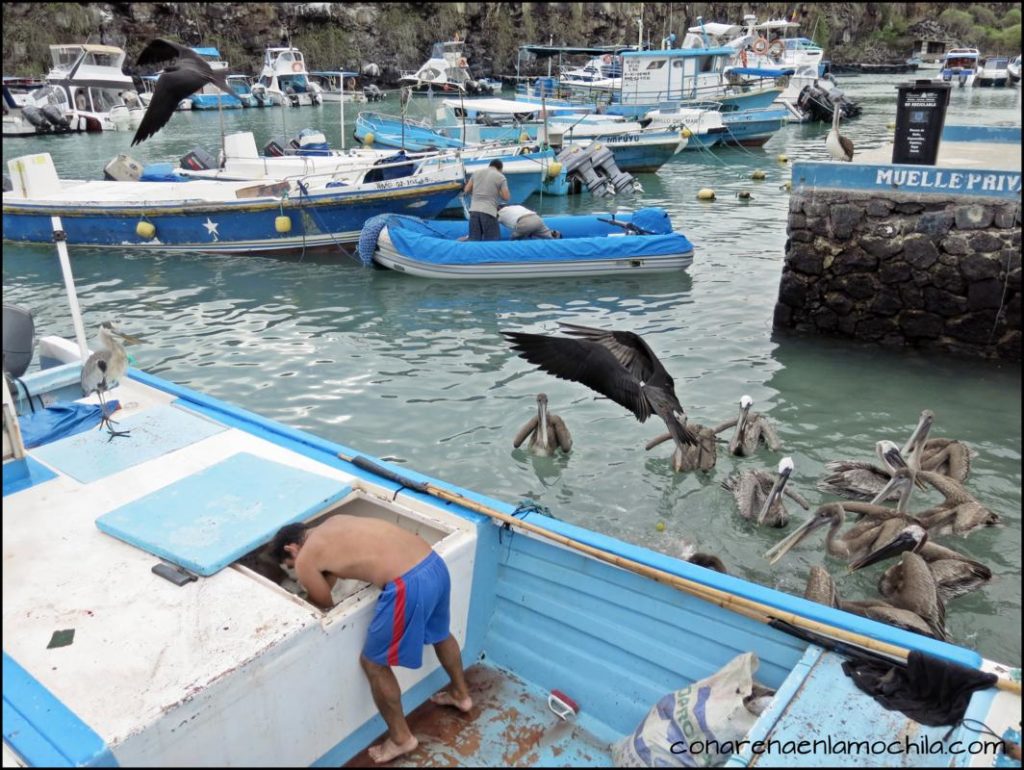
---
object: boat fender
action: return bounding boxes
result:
[275,215,292,233]
[292,62,303,72]
[546,160,563,179]
[519,133,530,143]
[697,188,716,201]
[548,690,579,721]
[777,154,789,163]
[362,132,375,146]
[136,220,156,239]
[751,169,766,181]
[681,126,692,138]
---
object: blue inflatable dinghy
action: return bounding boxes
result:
[358,207,694,279]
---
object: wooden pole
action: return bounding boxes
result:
[339,451,1021,695]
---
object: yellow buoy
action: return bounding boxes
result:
[777,154,789,163]
[546,160,563,178]
[681,126,692,138]
[135,221,156,239]
[656,521,666,532]
[696,188,716,201]
[780,180,793,192]
[362,132,375,146]
[519,132,530,143]
[275,215,292,233]
[751,169,767,181]
[886,122,896,131]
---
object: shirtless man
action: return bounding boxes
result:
[270,516,473,763]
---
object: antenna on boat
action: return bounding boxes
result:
[340,72,345,151]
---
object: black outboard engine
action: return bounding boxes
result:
[363,84,384,102]
[2,304,35,379]
[179,146,218,171]
[40,104,70,129]
[22,106,51,131]
[2,175,12,192]
[264,135,292,157]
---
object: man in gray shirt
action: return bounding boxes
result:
[464,159,510,241]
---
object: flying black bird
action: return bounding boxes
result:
[502,322,698,453]
[132,39,233,146]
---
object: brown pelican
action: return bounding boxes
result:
[502,323,698,457]
[848,525,993,603]
[826,101,854,162]
[132,39,234,146]
[688,553,728,574]
[645,421,727,472]
[764,502,918,566]
[872,551,948,641]
[871,468,1000,538]
[803,565,938,639]
[80,321,143,440]
[512,393,572,455]
[725,395,782,456]
[722,457,809,528]
[917,437,974,482]
[818,410,933,500]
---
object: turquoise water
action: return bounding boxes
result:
[3,75,1020,664]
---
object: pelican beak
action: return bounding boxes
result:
[537,396,549,444]
[868,473,906,506]
[113,330,144,346]
[756,461,792,526]
[848,530,919,572]
[763,512,827,565]
[901,410,934,461]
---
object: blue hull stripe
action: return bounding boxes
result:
[3,653,117,767]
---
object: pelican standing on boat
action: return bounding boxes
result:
[847,525,993,603]
[503,323,698,457]
[131,39,234,146]
[512,393,573,455]
[80,321,142,440]
[725,395,782,456]
[826,100,854,162]
[722,457,810,528]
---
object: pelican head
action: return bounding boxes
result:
[847,524,928,572]
[869,466,917,509]
[755,456,794,526]
[876,440,926,490]
[901,409,935,461]
[729,395,755,452]
[763,502,844,565]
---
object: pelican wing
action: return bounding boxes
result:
[503,331,650,421]
[918,470,973,504]
[512,416,538,448]
[758,417,783,451]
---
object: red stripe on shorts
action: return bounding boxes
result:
[387,577,407,666]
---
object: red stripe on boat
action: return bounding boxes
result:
[387,578,407,666]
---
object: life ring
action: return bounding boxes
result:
[458,57,468,68]
[292,62,302,72]
[740,49,748,67]
[751,37,769,55]
[767,40,785,59]
[602,54,612,64]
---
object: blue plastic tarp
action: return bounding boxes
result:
[19,401,121,449]
[730,67,796,77]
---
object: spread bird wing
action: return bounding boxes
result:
[131,66,219,146]
[556,322,657,381]
[136,39,194,67]
[502,331,650,422]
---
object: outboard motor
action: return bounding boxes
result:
[2,304,35,379]
[557,145,614,197]
[264,135,292,157]
[958,71,969,87]
[179,146,218,171]
[103,153,144,181]
[40,104,70,129]
[293,128,331,156]
[22,105,51,131]
[588,144,641,194]
[2,175,12,192]
[363,84,384,102]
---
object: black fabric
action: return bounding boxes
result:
[841,650,998,726]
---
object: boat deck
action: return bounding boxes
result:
[345,662,612,767]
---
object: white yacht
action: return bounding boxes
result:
[399,37,498,95]
[976,56,1010,87]
[253,46,324,107]
[938,48,981,87]
[25,44,142,132]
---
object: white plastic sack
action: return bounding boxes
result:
[612,651,763,768]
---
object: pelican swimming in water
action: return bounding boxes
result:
[818,409,934,500]
[512,393,572,456]
[645,420,730,472]
[802,565,938,639]
[847,525,992,603]
[900,409,974,482]
[132,39,234,146]
[826,100,854,162]
[871,467,1000,538]
[80,321,143,440]
[722,457,809,528]
[870,551,949,641]
[502,323,698,457]
[724,395,782,456]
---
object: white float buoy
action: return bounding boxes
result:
[697,188,716,201]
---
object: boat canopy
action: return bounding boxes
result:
[441,97,581,116]
[310,71,360,78]
[519,44,634,59]
[685,22,743,37]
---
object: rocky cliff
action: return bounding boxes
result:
[3,2,1019,83]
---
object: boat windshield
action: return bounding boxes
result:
[88,87,126,112]
[945,56,978,68]
[985,58,1008,68]
[50,46,85,71]
[84,51,122,68]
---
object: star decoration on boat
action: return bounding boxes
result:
[203,218,220,241]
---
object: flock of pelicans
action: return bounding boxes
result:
[503,322,1001,644]
[81,319,1001,644]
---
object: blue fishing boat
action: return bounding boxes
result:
[2,151,464,255]
[2,234,1019,767]
[188,48,242,110]
[359,208,695,279]
[226,74,259,108]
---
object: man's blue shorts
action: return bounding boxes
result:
[363,550,451,669]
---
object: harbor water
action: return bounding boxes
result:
[3,74,1020,664]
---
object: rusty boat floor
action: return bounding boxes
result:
[345,662,613,767]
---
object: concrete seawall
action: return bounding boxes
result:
[775,125,1022,361]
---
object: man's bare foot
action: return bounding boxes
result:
[430,689,473,713]
[368,735,418,764]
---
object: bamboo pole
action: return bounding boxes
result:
[339,452,1021,696]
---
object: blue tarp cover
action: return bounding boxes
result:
[730,67,796,77]
[140,163,193,182]
[18,401,120,449]
[379,208,692,266]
